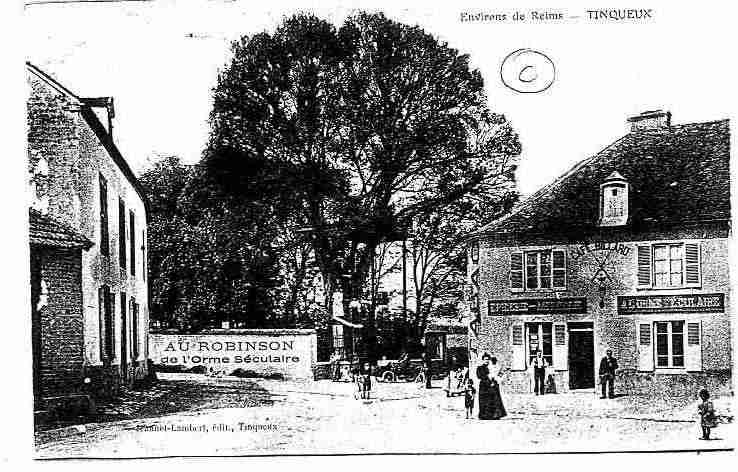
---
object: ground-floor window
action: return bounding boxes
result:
[526,322,552,366]
[655,320,684,368]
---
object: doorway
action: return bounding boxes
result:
[568,322,594,389]
[120,292,128,382]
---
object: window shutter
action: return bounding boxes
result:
[511,323,525,370]
[552,250,567,289]
[637,323,654,371]
[637,245,652,287]
[552,323,568,370]
[685,321,702,372]
[510,252,523,291]
[684,243,701,287]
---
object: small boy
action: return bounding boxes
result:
[464,378,476,419]
[698,388,718,440]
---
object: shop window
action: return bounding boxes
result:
[637,242,701,289]
[526,322,553,366]
[511,249,566,291]
[655,321,684,368]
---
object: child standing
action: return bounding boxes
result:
[698,388,718,440]
[464,378,476,419]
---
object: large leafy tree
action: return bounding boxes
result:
[201,12,520,355]
[140,156,284,331]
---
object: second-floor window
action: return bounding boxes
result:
[130,210,136,276]
[510,249,566,291]
[118,199,126,269]
[637,242,701,289]
[99,174,109,256]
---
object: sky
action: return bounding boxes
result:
[24,0,736,195]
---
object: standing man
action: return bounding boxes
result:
[531,350,547,395]
[599,349,618,399]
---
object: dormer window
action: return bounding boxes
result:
[599,171,629,227]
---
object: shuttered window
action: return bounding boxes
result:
[637,245,652,287]
[130,211,136,276]
[637,242,701,289]
[99,285,114,360]
[512,325,523,345]
[510,252,523,290]
[684,243,701,286]
[687,322,700,345]
[99,174,109,257]
[118,199,126,269]
[555,324,565,345]
[639,323,651,345]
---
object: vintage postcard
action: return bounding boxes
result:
[8,0,737,461]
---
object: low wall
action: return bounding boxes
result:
[149,329,317,380]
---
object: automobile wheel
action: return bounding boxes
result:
[381,371,395,383]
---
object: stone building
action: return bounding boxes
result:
[27,63,151,409]
[467,111,731,396]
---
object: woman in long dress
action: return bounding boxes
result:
[487,356,507,419]
[476,353,507,420]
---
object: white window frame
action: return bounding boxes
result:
[525,322,553,367]
[637,241,701,290]
[654,320,686,370]
[512,249,566,292]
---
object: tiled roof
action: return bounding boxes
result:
[29,209,92,250]
[473,119,730,240]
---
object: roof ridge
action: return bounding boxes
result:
[473,132,632,235]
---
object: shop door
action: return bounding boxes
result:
[568,323,594,389]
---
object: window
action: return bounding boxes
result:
[470,242,479,264]
[130,211,136,276]
[655,321,685,368]
[637,242,701,288]
[99,174,109,256]
[141,230,146,282]
[98,286,114,360]
[511,249,566,291]
[118,199,126,269]
[599,171,629,226]
[526,322,553,366]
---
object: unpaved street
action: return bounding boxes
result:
[35,374,734,458]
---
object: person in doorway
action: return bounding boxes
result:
[598,349,618,399]
[531,350,548,395]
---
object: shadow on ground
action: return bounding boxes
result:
[35,379,274,434]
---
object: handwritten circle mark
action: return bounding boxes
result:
[500,49,556,94]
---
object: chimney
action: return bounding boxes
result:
[627,109,671,132]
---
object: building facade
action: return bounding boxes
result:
[467,111,731,396]
[27,63,151,405]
